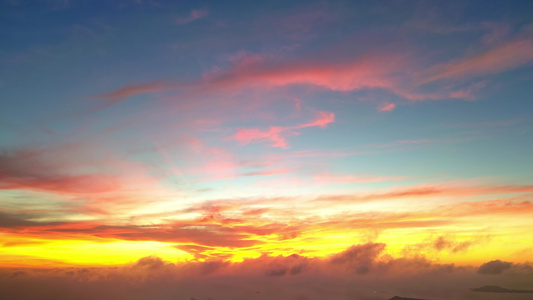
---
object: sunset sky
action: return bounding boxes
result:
[1,1,533,299]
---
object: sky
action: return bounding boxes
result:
[1,0,533,299]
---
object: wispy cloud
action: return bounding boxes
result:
[419,37,533,84]
[3,180,532,259]
[94,45,499,115]
[202,53,402,93]
[314,183,533,204]
[0,148,120,194]
[232,111,334,148]
[98,81,169,100]
[378,102,396,112]
[176,9,208,25]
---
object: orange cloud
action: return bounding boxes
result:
[314,184,533,203]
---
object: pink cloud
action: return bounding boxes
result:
[92,81,171,113]
[378,103,396,112]
[393,81,488,101]
[94,53,406,112]
[90,33,533,121]
[420,37,533,84]
[182,139,242,178]
[204,53,402,93]
[95,49,495,113]
[198,52,495,104]
[481,22,511,45]
[232,111,334,148]
[176,9,208,24]
[296,110,335,128]
[292,97,302,112]
[0,143,186,219]
[233,126,288,148]
[99,81,168,100]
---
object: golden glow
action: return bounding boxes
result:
[2,220,533,267]
[2,184,533,268]
[0,234,192,267]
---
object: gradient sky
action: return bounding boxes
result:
[1,0,533,299]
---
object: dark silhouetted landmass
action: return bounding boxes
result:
[389,296,427,300]
[472,285,533,293]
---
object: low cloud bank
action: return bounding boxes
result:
[1,243,532,300]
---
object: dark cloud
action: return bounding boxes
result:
[431,235,478,253]
[403,235,490,256]
[10,221,262,249]
[510,262,533,274]
[8,271,27,278]
[133,256,167,270]
[477,260,513,274]
[290,263,306,275]
[0,211,39,228]
[0,211,66,229]
[1,244,532,300]
[0,148,119,194]
[96,223,262,248]
[193,261,229,276]
[330,242,385,274]
[378,255,455,275]
[265,267,287,276]
[174,244,214,259]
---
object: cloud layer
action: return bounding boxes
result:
[1,243,532,300]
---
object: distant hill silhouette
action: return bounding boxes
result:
[472,285,533,293]
[389,296,427,300]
